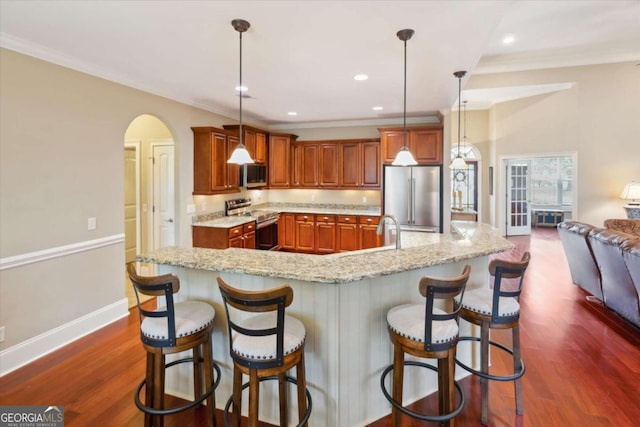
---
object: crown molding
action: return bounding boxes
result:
[267,115,441,131]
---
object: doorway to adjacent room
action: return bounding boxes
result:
[123,115,176,308]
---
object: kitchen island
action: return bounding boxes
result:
[137,221,513,426]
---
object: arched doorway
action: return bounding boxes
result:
[123,114,175,308]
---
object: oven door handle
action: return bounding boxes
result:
[256,217,278,229]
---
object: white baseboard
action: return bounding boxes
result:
[0,298,129,377]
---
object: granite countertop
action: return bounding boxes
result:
[193,205,382,229]
[138,221,513,284]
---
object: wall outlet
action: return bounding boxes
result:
[87,217,97,230]
[0,326,5,343]
[362,196,367,203]
[201,203,207,211]
[186,204,196,214]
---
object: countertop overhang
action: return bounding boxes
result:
[138,221,513,284]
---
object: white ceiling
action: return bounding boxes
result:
[1,0,639,128]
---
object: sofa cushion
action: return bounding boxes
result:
[557,221,603,300]
[588,229,640,327]
[604,219,640,238]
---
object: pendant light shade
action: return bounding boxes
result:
[449,70,467,169]
[392,28,418,167]
[228,19,254,165]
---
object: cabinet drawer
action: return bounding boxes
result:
[338,215,357,224]
[316,214,336,223]
[295,214,315,222]
[243,222,256,233]
[359,216,380,225]
[228,225,244,238]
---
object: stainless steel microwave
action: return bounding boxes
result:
[240,164,268,188]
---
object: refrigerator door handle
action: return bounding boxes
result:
[411,177,416,224]
[407,178,412,223]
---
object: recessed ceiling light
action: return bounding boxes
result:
[502,33,516,45]
[372,106,383,111]
[287,112,297,116]
[354,74,369,81]
[235,85,248,92]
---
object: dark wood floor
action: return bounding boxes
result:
[1,228,639,426]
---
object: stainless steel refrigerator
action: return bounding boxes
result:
[383,165,442,233]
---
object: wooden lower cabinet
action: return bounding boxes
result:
[280,213,381,253]
[193,222,256,249]
[295,214,316,253]
[336,216,359,252]
[359,216,382,249]
[315,215,337,254]
[278,213,296,250]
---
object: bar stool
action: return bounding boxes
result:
[380,265,471,427]
[455,252,531,425]
[127,263,221,427]
[216,277,312,427]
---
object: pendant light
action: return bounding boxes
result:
[392,28,418,166]
[227,19,254,165]
[449,70,468,169]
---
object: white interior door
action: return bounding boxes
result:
[506,159,532,236]
[152,144,175,249]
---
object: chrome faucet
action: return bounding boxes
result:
[376,214,401,249]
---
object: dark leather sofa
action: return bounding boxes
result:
[558,220,640,328]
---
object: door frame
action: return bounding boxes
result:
[124,140,141,256]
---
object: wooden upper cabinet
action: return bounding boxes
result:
[300,143,319,187]
[339,142,360,188]
[192,126,240,195]
[361,141,381,187]
[268,133,297,188]
[379,126,443,165]
[319,143,339,187]
[223,124,268,164]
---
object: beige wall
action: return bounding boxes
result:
[0,48,237,353]
[469,61,640,229]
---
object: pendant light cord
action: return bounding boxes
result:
[403,37,407,150]
[239,30,243,147]
[457,74,461,155]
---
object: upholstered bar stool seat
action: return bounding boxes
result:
[456,252,531,425]
[217,277,312,427]
[381,265,471,427]
[128,263,221,427]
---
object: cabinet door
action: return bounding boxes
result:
[315,215,336,253]
[300,144,319,187]
[255,132,267,164]
[295,215,315,252]
[361,141,380,187]
[381,131,405,164]
[319,143,339,187]
[359,216,382,249]
[269,135,291,188]
[211,132,229,192]
[336,216,359,252]
[278,213,296,250]
[243,231,256,249]
[339,142,360,187]
[244,129,257,162]
[411,129,442,164]
[226,135,240,191]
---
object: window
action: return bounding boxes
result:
[529,156,573,208]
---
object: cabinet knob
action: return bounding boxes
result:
[303,216,308,220]
[345,217,350,221]
[367,219,372,222]
[234,230,240,234]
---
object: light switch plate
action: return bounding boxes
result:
[87,217,97,230]
[186,204,196,214]
[0,326,5,343]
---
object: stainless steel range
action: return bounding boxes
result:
[225,198,279,250]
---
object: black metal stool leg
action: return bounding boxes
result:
[513,324,523,415]
[480,322,490,425]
